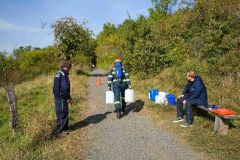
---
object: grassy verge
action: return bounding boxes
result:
[0,72,87,159]
[131,68,240,160]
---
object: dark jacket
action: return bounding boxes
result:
[53,69,71,101]
[182,76,208,106]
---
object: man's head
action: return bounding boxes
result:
[186,71,196,82]
[61,60,72,72]
[114,58,122,67]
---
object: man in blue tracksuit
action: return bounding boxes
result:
[53,60,72,134]
[108,58,131,119]
[173,71,208,127]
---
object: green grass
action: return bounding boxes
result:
[0,73,87,159]
[131,67,240,160]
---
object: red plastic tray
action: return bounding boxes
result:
[211,108,236,115]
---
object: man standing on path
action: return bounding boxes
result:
[53,60,72,134]
[107,58,132,119]
[173,71,208,128]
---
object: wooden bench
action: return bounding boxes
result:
[196,105,240,135]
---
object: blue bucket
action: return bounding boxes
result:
[149,89,159,101]
[166,94,176,106]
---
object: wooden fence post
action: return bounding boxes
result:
[5,83,18,136]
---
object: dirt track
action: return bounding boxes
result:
[80,70,205,160]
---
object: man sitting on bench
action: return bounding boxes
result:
[173,71,208,128]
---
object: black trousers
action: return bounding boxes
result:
[176,98,198,125]
[55,99,69,133]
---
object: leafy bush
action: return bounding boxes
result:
[19,47,58,80]
[96,0,239,79]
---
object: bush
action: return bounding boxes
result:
[19,47,58,80]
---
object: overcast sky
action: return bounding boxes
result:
[0,0,153,53]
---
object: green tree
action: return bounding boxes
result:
[51,17,97,62]
[149,0,177,17]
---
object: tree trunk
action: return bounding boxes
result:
[5,83,18,136]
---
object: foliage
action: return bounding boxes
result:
[13,46,40,60]
[96,0,240,79]
[149,0,177,15]
[0,52,21,87]
[51,17,97,63]
[18,47,59,80]
[95,22,121,68]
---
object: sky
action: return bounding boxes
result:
[0,0,153,53]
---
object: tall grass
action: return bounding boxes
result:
[0,72,87,159]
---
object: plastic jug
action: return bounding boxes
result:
[155,92,167,104]
[106,91,114,104]
[166,93,176,106]
[125,89,135,103]
[149,89,158,101]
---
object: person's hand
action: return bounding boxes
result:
[178,95,184,98]
[182,100,186,105]
[108,87,111,91]
[128,85,132,89]
[67,99,72,104]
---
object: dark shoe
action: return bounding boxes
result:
[121,107,126,114]
[57,130,69,137]
[117,109,121,119]
[62,130,69,135]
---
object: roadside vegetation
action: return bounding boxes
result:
[0,73,87,159]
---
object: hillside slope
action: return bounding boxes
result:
[0,73,87,159]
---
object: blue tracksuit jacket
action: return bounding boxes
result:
[182,76,208,106]
[53,69,71,101]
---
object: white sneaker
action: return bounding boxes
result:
[180,123,193,128]
[172,117,184,123]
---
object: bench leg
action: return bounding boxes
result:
[214,116,229,135]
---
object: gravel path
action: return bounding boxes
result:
[82,70,205,160]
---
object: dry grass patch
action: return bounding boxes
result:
[0,73,88,159]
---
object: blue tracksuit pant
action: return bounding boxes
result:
[55,99,69,133]
[113,82,127,110]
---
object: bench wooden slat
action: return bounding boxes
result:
[195,105,239,135]
[223,115,240,119]
[197,105,210,112]
[197,105,240,119]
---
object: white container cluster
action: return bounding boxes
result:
[106,89,135,104]
[155,91,167,104]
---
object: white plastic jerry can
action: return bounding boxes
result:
[106,91,114,104]
[155,92,167,104]
[155,95,161,104]
[125,89,135,103]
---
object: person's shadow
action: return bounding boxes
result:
[69,111,112,131]
[125,99,145,115]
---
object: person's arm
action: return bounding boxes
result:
[107,69,113,90]
[124,69,131,88]
[53,73,62,97]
